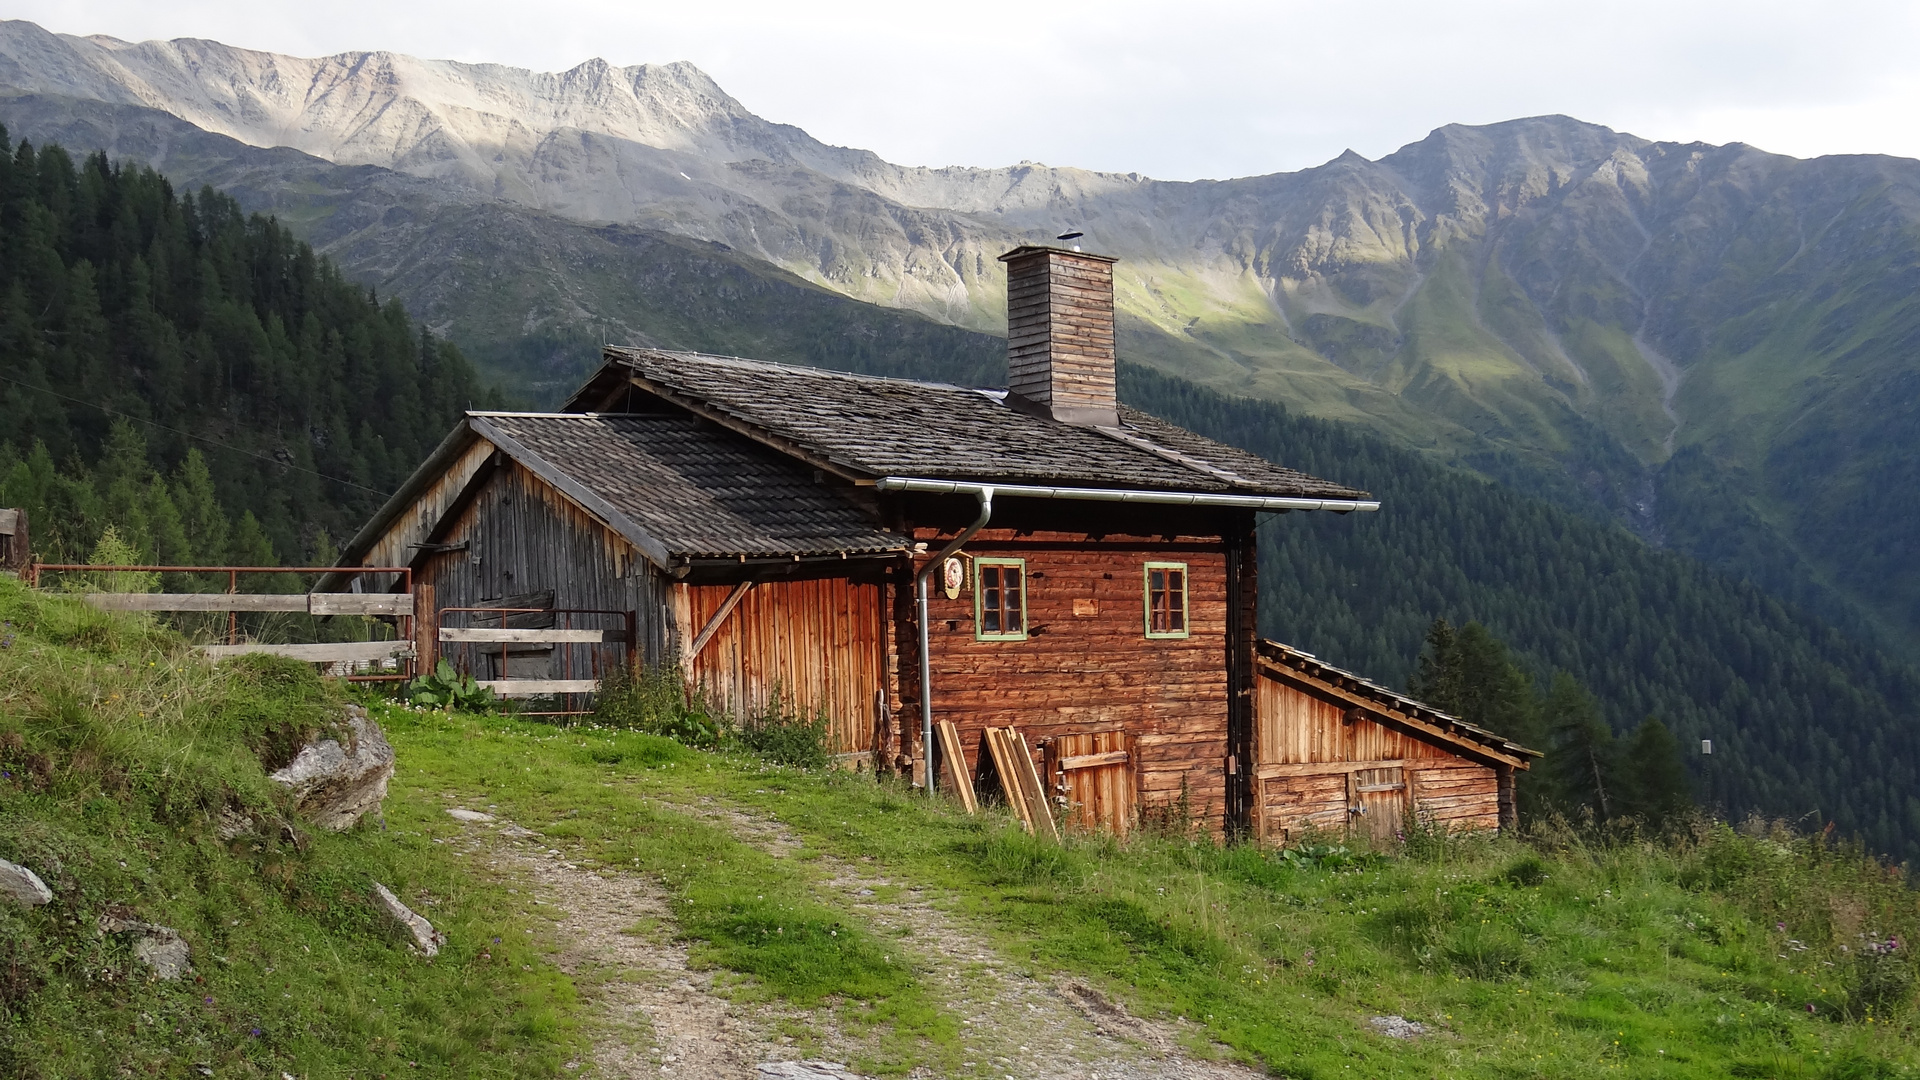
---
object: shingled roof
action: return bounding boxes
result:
[573,348,1369,500]
[475,413,905,559]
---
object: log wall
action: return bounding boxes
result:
[913,528,1233,836]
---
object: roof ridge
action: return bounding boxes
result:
[607,346,981,394]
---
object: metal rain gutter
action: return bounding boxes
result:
[913,486,994,795]
[875,477,1380,513]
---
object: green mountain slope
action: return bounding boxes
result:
[0,93,1006,404]
[4,129,1917,857]
[0,28,1914,652]
[1120,365,1920,856]
[0,133,488,564]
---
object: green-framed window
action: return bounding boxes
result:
[975,558,1027,640]
[1145,561,1189,638]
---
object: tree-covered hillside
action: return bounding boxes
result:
[2,131,1917,860]
[0,131,492,564]
[1123,365,1920,859]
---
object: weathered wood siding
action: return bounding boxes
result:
[1253,673,1501,841]
[361,438,497,575]
[1042,729,1136,837]
[423,461,669,675]
[915,529,1232,836]
[674,577,885,760]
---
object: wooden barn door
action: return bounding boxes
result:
[678,577,885,763]
[1348,765,1409,842]
[1044,730,1135,837]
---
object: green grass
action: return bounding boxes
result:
[0,579,585,1078]
[9,576,1920,1077]
[384,707,1920,1079]
[373,706,958,1075]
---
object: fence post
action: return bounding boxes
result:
[413,583,437,678]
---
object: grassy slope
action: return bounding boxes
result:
[390,705,1920,1080]
[0,579,585,1078]
[3,573,1918,1078]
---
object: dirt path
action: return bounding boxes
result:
[442,799,1262,1080]
[669,801,1262,1080]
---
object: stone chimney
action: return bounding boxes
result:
[999,244,1120,427]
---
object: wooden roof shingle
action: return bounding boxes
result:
[478,413,906,560]
[582,348,1369,500]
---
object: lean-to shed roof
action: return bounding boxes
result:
[1257,639,1540,768]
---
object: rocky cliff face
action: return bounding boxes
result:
[3,19,1918,653]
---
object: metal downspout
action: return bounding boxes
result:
[915,487,994,792]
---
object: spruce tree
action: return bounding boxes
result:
[1621,717,1692,827]
[1542,672,1618,822]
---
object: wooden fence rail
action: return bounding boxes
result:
[85,593,415,616]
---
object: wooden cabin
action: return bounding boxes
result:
[332,243,1534,839]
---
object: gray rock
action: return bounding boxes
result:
[756,1064,862,1080]
[268,705,394,830]
[0,858,51,906]
[100,916,191,980]
[215,806,255,840]
[445,808,494,823]
[1367,1014,1428,1039]
[371,882,445,957]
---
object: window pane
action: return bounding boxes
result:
[1169,569,1185,631]
[1006,570,1023,632]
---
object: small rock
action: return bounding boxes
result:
[100,916,192,980]
[446,808,495,823]
[372,882,446,957]
[756,1064,861,1080]
[0,858,52,906]
[1367,1014,1428,1039]
[215,806,255,840]
[269,705,395,830]
[498,823,536,839]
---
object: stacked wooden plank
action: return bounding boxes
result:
[982,726,1059,842]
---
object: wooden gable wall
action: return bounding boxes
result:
[1254,671,1503,843]
[420,460,671,676]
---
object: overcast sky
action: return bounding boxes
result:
[13,0,1920,181]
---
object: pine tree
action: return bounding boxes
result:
[1543,672,1618,821]
[1408,618,1464,713]
[1620,717,1692,828]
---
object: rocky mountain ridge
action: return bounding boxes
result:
[3,20,1917,655]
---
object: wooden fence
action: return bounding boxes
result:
[29,563,416,680]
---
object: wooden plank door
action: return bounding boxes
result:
[1044,730,1135,837]
[1348,765,1408,842]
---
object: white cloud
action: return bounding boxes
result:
[12,0,1920,179]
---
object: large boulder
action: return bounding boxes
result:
[0,858,51,906]
[268,705,394,830]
